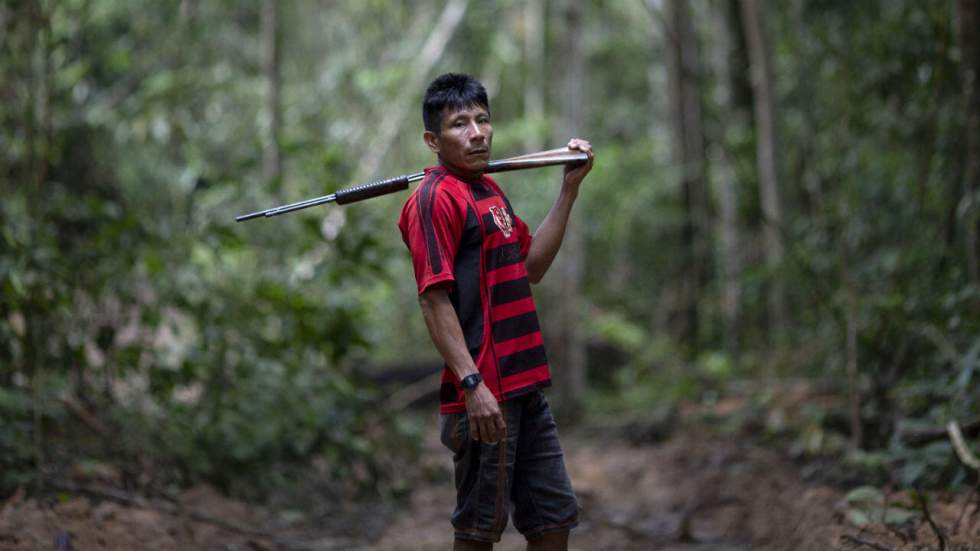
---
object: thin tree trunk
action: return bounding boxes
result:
[724,0,754,125]
[24,1,53,490]
[549,0,586,420]
[956,0,980,284]
[664,0,709,351]
[712,7,742,356]
[524,0,545,151]
[717,154,739,354]
[844,269,863,450]
[261,0,282,197]
[740,0,787,334]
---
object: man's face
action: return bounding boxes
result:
[424,104,493,179]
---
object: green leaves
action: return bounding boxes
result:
[0,0,421,501]
[844,486,920,527]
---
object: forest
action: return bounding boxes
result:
[1,0,979,549]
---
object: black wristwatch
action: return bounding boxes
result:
[460,373,483,391]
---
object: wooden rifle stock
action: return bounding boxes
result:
[484,148,588,173]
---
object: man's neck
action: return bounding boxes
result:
[438,159,484,183]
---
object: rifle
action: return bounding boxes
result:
[235,147,588,222]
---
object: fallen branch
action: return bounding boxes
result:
[900,416,980,448]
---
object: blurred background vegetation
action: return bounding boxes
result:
[1,0,979,506]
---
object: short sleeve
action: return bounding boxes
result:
[513,212,532,258]
[398,184,464,295]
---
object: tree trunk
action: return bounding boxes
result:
[723,0,754,124]
[844,273,863,450]
[664,0,709,351]
[523,0,545,151]
[548,0,586,420]
[712,6,742,355]
[25,1,53,490]
[956,0,980,284]
[261,0,282,196]
[740,0,787,334]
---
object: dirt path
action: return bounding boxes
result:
[375,416,980,550]
[374,424,843,551]
[2,419,979,550]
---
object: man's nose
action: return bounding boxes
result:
[468,121,486,140]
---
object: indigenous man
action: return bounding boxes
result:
[398,73,593,551]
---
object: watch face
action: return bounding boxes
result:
[462,374,482,389]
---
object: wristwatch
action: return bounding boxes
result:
[460,373,483,391]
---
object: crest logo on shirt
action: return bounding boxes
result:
[489,206,514,238]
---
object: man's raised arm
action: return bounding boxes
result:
[525,139,594,284]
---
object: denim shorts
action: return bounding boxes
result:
[439,389,579,542]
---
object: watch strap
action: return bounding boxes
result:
[460,373,483,390]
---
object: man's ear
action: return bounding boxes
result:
[423,130,440,154]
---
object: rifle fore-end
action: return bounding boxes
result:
[335,174,416,205]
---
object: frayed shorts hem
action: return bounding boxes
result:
[453,517,578,543]
[453,527,504,543]
[523,518,579,540]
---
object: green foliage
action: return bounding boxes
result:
[844,486,920,527]
[0,0,416,501]
[0,387,36,490]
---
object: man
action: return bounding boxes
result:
[398,73,593,550]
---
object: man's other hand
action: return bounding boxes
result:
[562,138,594,191]
[465,383,506,444]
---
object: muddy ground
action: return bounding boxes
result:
[2,418,979,551]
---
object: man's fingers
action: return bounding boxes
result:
[482,418,497,443]
[567,139,595,167]
[473,416,492,443]
[470,415,505,444]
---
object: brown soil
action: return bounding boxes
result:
[2,420,979,551]
[375,427,980,551]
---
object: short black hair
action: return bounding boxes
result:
[422,73,490,133]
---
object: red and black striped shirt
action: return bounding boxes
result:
[398,166,551,413]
